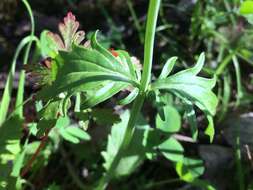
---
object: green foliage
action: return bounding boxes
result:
[240,1,253,14]
[0,116,23,189]
[152,53,218,142]
[37,31,139,110]
[102,110,149,178]
[156,105,181,133]
[159,137,184,162]
[0,0,224,189]
[55,116,91,144]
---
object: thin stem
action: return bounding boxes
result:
[232,55,243,107]
[21,128,51,177]
[15,0,35,118]
[0,36,38,126]
[95,0,161,189]
[140,0,161,92]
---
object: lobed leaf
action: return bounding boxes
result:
[151,53,218,142]
[158,137,184,162]
[156,105,181,133]
[37,32,140,109]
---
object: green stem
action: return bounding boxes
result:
[0,36,37,126]
[96,0,161,189]
[232,55,243,107]
[15,0,35,118]
[140,0,161,92]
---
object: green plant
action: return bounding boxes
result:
[0,0,220,189]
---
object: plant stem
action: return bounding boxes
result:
[96,0,161,189]
[21,128,51,177]
[15,0,35,118]
[140,0,161,92]
[0,36,37,126]
[232,55,243,107]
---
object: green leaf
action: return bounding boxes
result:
[90,108,120,125]
[159,137,184,162]
[156,105,181,133]
[159,57,177,79]
[118,88,139,105]
[205,115,215,142]
[47,12,85,52]
[56,117,91,144]
[102,110,149,177]
[0,116,22,189]
[176,157,204,182]
[152,53,217,116]
[37,100,60,137]
[184,102,198,141]
[61,127,91,143]
[37,31,139,109]
[240,1,253,14]
[152,53,217,141]
[40,30,59,58]
[0,36,34,126]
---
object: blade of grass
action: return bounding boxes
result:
[232,55,243,107]
[15,0,36,118]
[0,36,38,126]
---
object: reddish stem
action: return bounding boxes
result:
[21,128,51,177]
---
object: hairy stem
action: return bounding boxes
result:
[96,0,161,189]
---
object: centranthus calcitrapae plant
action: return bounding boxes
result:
[0,0,218,189]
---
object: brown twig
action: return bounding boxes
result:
[21,128,51,177]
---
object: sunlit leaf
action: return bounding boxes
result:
[176,157,204,182]
[102,110,149,177]
[37,31,139,110]
[159,57,177,79]
[156,105,181,133]
[152,53,218,141]
[159,137,184,162]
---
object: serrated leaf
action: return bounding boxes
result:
[156,105,181,133]
[102,110,149,177]
[37,32,139,110]
[159,137,184,162]
[47,12,85,52]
